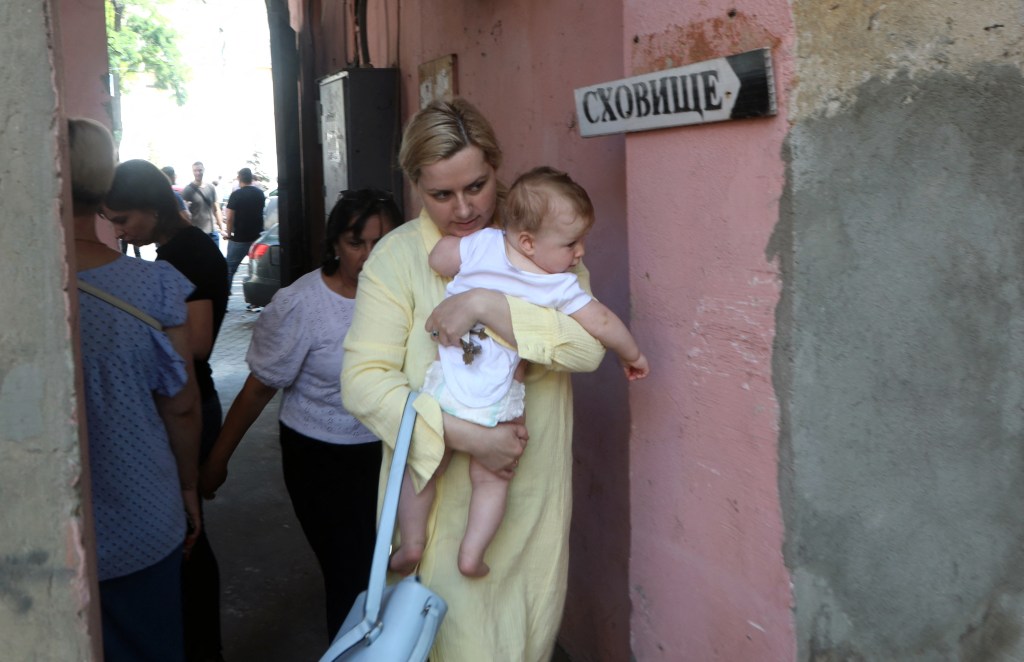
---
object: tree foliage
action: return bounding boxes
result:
[246,151,272,185]
[107,0,189,106]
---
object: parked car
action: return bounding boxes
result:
[263,188,278,230]
[242,223,281,308]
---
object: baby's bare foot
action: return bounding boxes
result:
[457,551,490,578]
[389,543,424,576]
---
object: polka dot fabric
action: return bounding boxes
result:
[78,256,194,580]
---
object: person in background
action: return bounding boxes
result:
[200,189,403,639]
[341,98,606,661]
[104,159,229,662]
[162,166,191,220]
[71,117,201,662]
[182,160,225,244]
[224,167,266,292]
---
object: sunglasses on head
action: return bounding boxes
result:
[337,189,393,203]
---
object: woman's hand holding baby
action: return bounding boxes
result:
[426,289,516,349]
[443,412,528,479]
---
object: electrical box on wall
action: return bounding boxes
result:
[318,68,403,216]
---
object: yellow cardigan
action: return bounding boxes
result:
[341,211,605,661]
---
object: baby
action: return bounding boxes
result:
[391,166,649,578]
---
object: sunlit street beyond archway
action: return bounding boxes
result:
[115,0,277,192]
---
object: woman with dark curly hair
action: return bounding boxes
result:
[199,189,403,639]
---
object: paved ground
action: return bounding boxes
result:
[205,259,327,661]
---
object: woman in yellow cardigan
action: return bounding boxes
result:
[341,98,605,661]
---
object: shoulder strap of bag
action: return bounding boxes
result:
[77,280,164,330]
[187,182,212,207]
[363,391,420,624]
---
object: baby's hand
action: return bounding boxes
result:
[622,353,650,381]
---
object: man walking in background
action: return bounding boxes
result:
[183,161,225,244]
[162,166,191,219]
[224,167,266,293]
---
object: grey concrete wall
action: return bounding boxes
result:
[0,0,100,658]
[776,2,1024,660]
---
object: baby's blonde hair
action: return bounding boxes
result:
[504,166,595,234]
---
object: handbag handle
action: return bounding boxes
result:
[362,391,419,625]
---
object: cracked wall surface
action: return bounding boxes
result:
[778,2,1024,659]
[625,1,797,659]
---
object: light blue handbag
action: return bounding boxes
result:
[319,392,448,662]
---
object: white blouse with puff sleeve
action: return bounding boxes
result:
[247,269,377,445]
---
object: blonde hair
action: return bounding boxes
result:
[68,117,116,208]
[504,166,595,234]
[399,98,503,184]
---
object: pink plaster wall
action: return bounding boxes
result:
[624,2,797,659]
[57,0,117,247]
[58,0,111,121]
[54,0,110,653]
[395,2,633,658]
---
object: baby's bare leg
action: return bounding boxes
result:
[457,363,527,576]
[390,469,433,575]
[392,450,453,575]
[459,457,512,578]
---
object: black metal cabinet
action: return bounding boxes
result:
[319,68,403,215]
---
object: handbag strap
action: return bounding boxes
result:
[77,280,163,330]
[363,391,419,625]
[187,182,212,208]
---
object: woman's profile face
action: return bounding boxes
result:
[100,206,158,246]
[333,214,390,289]
[415,145,497,238]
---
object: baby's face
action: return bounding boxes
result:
[528,197,590,274]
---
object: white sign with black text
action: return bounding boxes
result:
[574,48,776,137]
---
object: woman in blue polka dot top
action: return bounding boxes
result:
[70,117,201,662]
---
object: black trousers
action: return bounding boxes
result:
[279,422,382,640]
[183,392,223,661]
